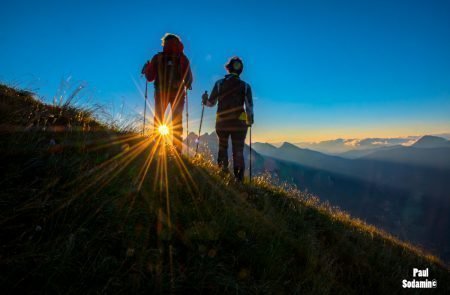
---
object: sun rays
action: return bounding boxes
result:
[3,77,284,290]
[54,90,203,285]
[49,78,208,285]
[158,124,170,136]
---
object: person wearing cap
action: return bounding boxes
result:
[202,57,254,182]
[142,33,193,153]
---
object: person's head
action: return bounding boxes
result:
[225,56,244,75]
[161,33,181,46]
[161,33,184,53]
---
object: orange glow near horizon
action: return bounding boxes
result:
[250,124,450,143]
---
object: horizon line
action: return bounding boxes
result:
[252,132,450,145]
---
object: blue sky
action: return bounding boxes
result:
[1,0,449,142]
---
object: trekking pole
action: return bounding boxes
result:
[185,87,189,157]
[143,81,148,135]
[195,93,206,156]
[249,125,252,183]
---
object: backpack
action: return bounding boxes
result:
[155,52,183,92]
[216,76,247,121]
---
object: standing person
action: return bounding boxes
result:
[141,33,193,153]
[202,56,254,182]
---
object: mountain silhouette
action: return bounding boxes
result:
[193,133,450,266]
[362,136,450,170]
[412,135,450,148]
[2,84,450,293]
[293,136,424,154]
[258,142,345,170]
[252,142,278,157]
[251,137,450,263]
[336,145,401,159]
[196,132,450,264]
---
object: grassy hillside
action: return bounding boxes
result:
[0,85,449,294]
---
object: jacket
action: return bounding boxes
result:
[142,38,193,91]
[206,74,253,126]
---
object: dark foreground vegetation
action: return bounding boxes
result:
[1,84,449,294]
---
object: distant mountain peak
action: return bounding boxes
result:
[412,135,449,148]
[254,142,276,148]
[280,142,299,149]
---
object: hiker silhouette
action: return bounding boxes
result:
[203,56,254,182]
[141,33,193,153]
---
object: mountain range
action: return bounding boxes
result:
[189,133,450,263]
[288,134,450,155]
[256,135,450,170]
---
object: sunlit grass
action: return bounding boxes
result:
[1,84,449,294]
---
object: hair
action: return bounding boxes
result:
[225,56,244,75]
[161,33,181,46]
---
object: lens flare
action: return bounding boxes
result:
[158,124,170,136]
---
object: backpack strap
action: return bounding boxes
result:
[156,52,164,65]
[178,53,183,86]
[155,53,164,90]
[217,80,221,94]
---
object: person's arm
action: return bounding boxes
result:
[181,55,193,89]
[244,83,254,125]
[205,80,220,107]
[141,55,157,82]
